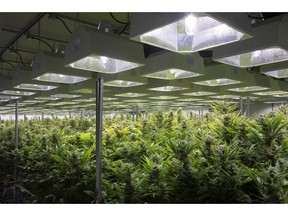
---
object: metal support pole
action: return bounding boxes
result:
[14,99,19,203]
[24,114,27,120]
[136,106,139,121]
[240,98,244,116]
[246,97,251,117]
[132,106,135,121]
[41,112,44,120]
[96,77,104,204]
[69,111,72,119]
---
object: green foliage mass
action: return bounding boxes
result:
[1,101,288,203]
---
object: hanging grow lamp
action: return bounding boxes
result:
[130,13,252,53]
[32,51,90,84]
[213,15,288,67]
[64,26,145,73]
[141,51,204,79]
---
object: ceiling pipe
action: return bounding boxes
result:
[0,13,47,58]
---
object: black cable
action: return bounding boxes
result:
[14,51,26,66]
[30,36,54,52]
[2,60,15,68]
[109,12,129,25]
[56,17,72,34]
[118,23,130,35]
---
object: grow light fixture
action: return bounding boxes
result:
[228,86,269,92]
[149,86,188,92]
[182,91,216,96]
[210,95,240,99]
[22,100,45,103]
[130,13,252,53]
[103,97,118,101]
[50,94,81,99]
[0,95,21,99]
[264,101,287,104]
[123,99,149,103]
[0,90,36,96]
[14,83,58,91]
[213,15,288,67]
[104,80,145,87]
[149,96,179,100]
[194,78,241,86]
[273,94,288,97]
[145,69,200,80]
[34,97,61,101]
[73,99,95,103]
[64,26,145,73]
[176,98,202,102]
[263,69,288,79]
[115,93,148,97]
[34,73,88,84]
[0,99,9,102]
[253,91,288,96]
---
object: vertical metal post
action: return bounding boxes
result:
[136,106,139,121]
[69,111,72,119]
[96,77,104,204]
[246,97,251,117]
[24,114,27,120]
[14,99,19,203]
[41,112,44,120]
[132,106,135,121]
[240,98,244,116]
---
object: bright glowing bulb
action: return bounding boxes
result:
[170,69,176,74]
[185,15,197,35]
[100,56,108,64]
[253,50,261,58]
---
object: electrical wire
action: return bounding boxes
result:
[14,50,26,66]
[2,60,15,68]
[56,17,72,34]
[29,36,54,52]
[109,12,129,25]
[118,23,130,35]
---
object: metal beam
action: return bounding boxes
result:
[0,13,47,58]
[95,77,104,204]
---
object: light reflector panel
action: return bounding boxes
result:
[1,90,35,96]
[34,73,88,84]
[51,94,81,99]
[253,91,288,96]
[131,13,250,53]
[228,86,269,92]
[104,80,144,87]
[194,78,241,86]
[14,83,58,91]
[149,86,188,92]
[216,47,288,68]
[145,68,200,80]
